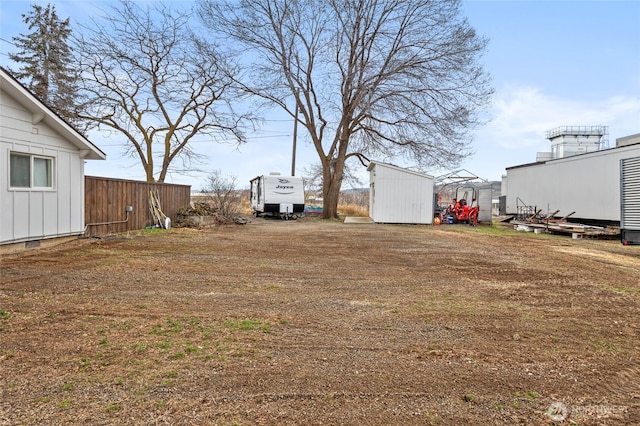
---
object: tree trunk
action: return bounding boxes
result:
[321,144,348,219]
[322,179,341,219]
[146,166,156,183]
[146,142,155,182]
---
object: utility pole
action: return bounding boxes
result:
[291,92,299,176]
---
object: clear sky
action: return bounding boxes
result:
[1,0,639,190]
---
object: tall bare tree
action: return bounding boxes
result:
[9,3,79,126]
[198,0,492,218]
[73,0,250,182]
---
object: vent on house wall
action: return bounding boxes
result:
[25,240,40,249]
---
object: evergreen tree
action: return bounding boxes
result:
[9,3,78,125]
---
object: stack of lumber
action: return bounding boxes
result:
[148,190,170,229]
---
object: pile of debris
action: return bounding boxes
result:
[511,209,619,239]
[173,202,250,228]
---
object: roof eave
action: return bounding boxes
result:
[0,67,106,161]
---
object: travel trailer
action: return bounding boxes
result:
[250,174,305,219]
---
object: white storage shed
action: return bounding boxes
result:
[368,161,434,224]
[1,67,106,247]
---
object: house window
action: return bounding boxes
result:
[9,152,54,189]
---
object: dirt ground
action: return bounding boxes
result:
[1,219,639,425]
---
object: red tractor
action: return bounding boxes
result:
[441,190,479,226]
[452,198,479,226]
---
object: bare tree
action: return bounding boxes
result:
[304,161,364,196]
[73,0,251,182]
[198,0,492,218]
[201,170,242,221]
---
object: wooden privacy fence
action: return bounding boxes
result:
[84,176,191,237]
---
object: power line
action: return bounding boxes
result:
[94,133,292,147]
[0,37,17,46]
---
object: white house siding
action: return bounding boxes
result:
[1,87,87,244]
[368,162,434,224]
[504,143,640,222]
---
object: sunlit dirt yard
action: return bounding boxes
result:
[1,219,639,425]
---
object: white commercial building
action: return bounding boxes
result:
[503,127,640,223]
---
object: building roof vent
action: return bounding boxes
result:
[546,125,608,159]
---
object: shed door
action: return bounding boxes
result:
[621,156,640,230]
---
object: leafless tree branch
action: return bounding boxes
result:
[73,0,254,182]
